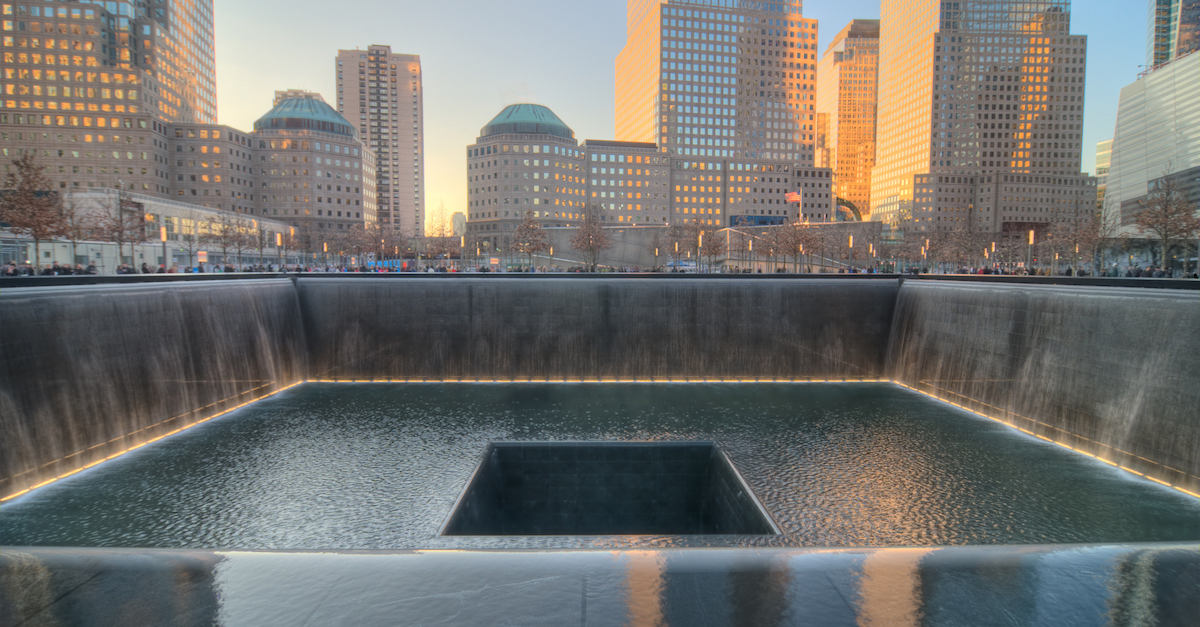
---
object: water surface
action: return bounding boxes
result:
[1,383,1196,549]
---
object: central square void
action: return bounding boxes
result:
[442,441,777,536]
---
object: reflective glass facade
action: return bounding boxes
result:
[1148,0,1200,67]
[871,0,1092,233]
[1,0,216,124]
[816,20,878,218]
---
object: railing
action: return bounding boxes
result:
[2,272,1197,290]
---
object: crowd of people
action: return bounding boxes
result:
[4,259,1198,278]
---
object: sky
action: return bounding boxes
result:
[215,0,1146,233]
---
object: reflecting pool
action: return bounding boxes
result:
[1,383,1196,549]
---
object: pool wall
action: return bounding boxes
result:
[888,281,1200,492]
[1,275,1197,499]
[0,279,306,499]
[298,277,897,380]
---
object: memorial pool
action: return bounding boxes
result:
[2,383,1196,550]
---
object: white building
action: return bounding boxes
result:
[1103,51,1200,236]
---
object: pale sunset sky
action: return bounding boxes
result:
[214,0,1146,233]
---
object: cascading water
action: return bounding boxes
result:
[887,280,1200,493]
[0,279,306,498]
[298,277,898,380]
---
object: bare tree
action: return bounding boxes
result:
[1135,170,1198,274]
[173,210,205,269]
[228,216,256,269]
[571,203,612,272]
[421,202,457,267]
[698,224,725,272]
[511,211,550,269]
[98,189,146,266]
[60,192,99,267]
[1,154,64,265]
[646,227,667,269]
[667,221,694,268]
[206,212,242,267]
[725,228,752,271]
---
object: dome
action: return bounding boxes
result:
[480,104,574,140]
[254,94,357,138]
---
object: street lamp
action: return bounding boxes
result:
[1027,229,1035,273]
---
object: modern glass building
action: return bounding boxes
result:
[1095,139,1112,211]
[1147,0,1200,68]
[1,0,218,198]
[335,46,424,237]
[816,20,879,219]
[869,0,1096,234]
[1104,52,1200,235]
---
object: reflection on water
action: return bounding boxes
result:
[0,383,1196,550]
[856,548,932,627]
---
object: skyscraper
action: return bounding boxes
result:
[336,46,424,237]
[614,0,833,226]
[816,20,879,218]
[1,0,216,124]
[1147,0,1200,67]
[1094,139,1111,210]
[1,0,218,196]
[1104,52,1199,235]
[870,0,1096,234]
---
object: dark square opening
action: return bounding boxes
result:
[441,442,777,536]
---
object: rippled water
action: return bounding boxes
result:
[1,383,1196,549]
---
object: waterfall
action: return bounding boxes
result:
[0,280,306,499]
[888,280,1200,492]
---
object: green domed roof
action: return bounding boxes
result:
[481,104,574,140]
[254,95,357,138]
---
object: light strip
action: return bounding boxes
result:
[893,382,1200,500]
[0,381,304,503]
[308,378,890,384]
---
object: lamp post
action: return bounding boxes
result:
[160,226,168,270]
[1027,229,1035,274]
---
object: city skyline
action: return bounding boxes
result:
[96,1,1147,232]
[0,1,1132,233]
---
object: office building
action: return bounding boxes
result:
[1147,0,1200,67]
[1,0,216,124]
[466,103,833,243]
[613,0,830,226]
[2,0,218,197]
[1095,139,1111,210]
[335,46,424,236]
[3,89,375,233]
[253,91,376,233]
[1104,51,1199,235]
[870,0,1096,234]
[816,20,879,218]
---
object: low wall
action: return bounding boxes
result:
[888,280,1200,493]
[297,277,898,380]
[0,280,306,498]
